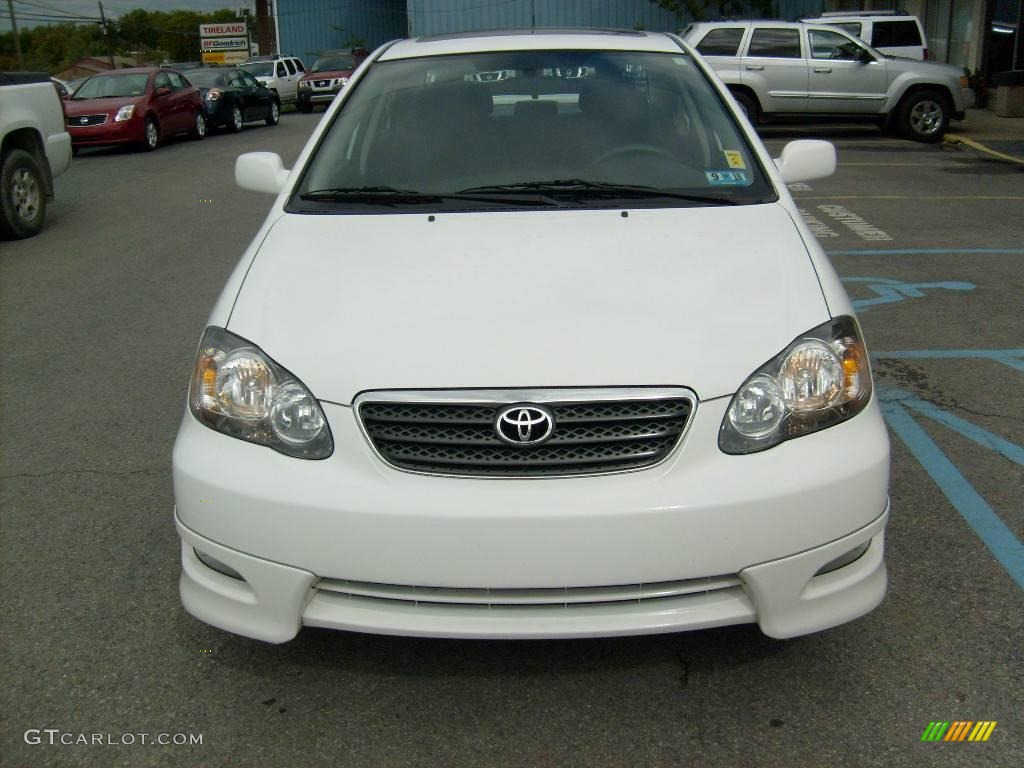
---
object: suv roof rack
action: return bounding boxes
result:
[819,10,909,17]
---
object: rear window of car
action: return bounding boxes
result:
[872,20,922,48]
[696,28,745,57]
[747,29,802,58]
[285,59,297,75]
[291,49,777,214]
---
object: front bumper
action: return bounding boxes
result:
[174,395,891,643]
[68,116,142,146]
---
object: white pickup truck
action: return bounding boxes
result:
[1,71,72,239]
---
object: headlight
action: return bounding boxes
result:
[298,80,311,89]
[188,326,333,459]
[114,104,135,122]
[206,88,222,101]
[719,316,872,454]
[334,77,348,89]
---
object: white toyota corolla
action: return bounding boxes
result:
[173,30,890,643]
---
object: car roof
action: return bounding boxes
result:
[90,67,159,76]
[379,28,684,61]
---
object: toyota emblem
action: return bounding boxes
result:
[494,404,555,446]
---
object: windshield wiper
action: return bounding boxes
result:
[300,185,554,207]
[459,179,743,206]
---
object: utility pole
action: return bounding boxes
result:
[6,0,24,70]
[98,2,115,69]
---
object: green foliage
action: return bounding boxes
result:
[0,8,242,73]
[648,0,777,23]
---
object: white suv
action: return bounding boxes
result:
[803,11,928,61]
[175,30,890,644]
[684,21,969,141]
[240,55,305,104]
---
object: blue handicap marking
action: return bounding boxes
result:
[873,351,1024,591]
[842,277,975,312]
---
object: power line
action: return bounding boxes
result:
[13,0,99,20]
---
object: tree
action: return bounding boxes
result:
[649,0,777,23]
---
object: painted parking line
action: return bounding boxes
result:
[944,134,1024,165]
[873,348,1024,373]
[795,195,1024,201]
[827,248,1024,257]
[880,389,1024,591]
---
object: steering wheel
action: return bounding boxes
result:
[592,144,679,166]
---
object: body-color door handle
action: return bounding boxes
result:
[745,64,765,71]
[814,67,833,73]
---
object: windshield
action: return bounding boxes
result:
[292,49,775,213]
[73,73,149,99]
[240,62,273,77]
[313,55,355,72]
[186,69,227,87]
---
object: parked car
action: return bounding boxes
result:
[239,55,305,104]
[296,49,368,113]
[174,30,890,644]
[683,21,969,141]
[802,11,929,60]
[186,67,280,131]
[64,68,206,152]
[0,71,72,238]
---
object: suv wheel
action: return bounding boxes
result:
[731,90,759,124]
[0,149,46,239]
[897,90,950,143]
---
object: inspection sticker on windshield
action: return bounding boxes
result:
[706,170,748,186]
[723,150,746,169]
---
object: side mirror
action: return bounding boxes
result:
[774,140,836,183]
[236,152,290,194]
[153,86,171,97]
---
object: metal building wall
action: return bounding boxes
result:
[406,1,829,37]
[276,0,407,66]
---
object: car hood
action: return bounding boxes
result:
[64,95,145,115]
[227,204,829,403]
[884,56,963,78]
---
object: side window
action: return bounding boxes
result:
[167,72,187,90]
[276,62,286,78]
[293,59,305,73]
[154,72,171,91]
[241,72,261,88]
[832,22,863,38]
[747,28,802,59]
[284,59,296,75]
[697,28,745,57]
[809,29,863,61]
[876,21,923,47]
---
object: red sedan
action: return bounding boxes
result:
[65,68,206,152]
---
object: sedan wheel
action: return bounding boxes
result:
[143,118,159,151]
[230,105,244,133]
[190,111,206,140]
[266,100,280,126]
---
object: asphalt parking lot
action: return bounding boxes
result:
[1,112,1022,767]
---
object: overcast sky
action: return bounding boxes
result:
[2,1,254,32]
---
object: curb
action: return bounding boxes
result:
[944,134,1024,165]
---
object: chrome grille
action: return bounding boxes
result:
[357,388,694,477]
[68,114,106,127]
